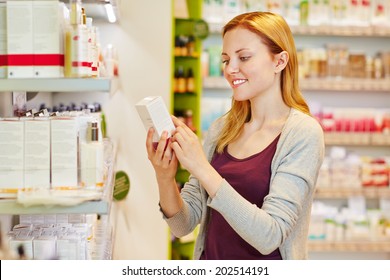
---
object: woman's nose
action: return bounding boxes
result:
[224,61,239,75]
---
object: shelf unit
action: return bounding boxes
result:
[170,0,203,260]
[172,1,203,184]
[0,79,114,260]
[0,0,119,261]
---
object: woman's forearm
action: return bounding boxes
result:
[157,177,183,218]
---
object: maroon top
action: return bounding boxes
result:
[201,135,282,260]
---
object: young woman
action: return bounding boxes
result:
[146,11,324,260]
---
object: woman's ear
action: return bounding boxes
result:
[274,51,289,73]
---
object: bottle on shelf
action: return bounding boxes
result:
[174,66,186,93]
[186,67,195,93]
[64,0,89,78]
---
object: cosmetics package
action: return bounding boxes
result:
[80,121,104,189]
[23,117,51,189]
[6,1,34,78]
[32,0,63,78]
[135,96,175,149]
[0,2,6,78]
[0,118,24,197]
[9,236,34,260]
[64,0,89,77]
[50,117,78,189]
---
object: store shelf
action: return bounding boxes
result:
[300,78,390,92]
[324,133,390,146]
[0,78,111,92]
[291,25,390,37]
[308,240,390,252]
[203,76,390,92]
[0,198,110,215]
[314,187,390,199]
[208,22,390,37]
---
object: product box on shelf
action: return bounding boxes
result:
[0,118,24,196]
[23,117,51,189]
[6,1,34,78]
[0,113,111,201]
[8,236,34,260]
[0,2,7,79]
[6,0,63,78]
[33,235,57,260]
[32,0,63,78]
[50,117,78,189]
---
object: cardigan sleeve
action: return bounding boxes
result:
[162,118,223,237]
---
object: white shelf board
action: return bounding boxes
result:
[0,199,110,215]
[0,78,111,92]
[208,22,390,37]
[308,240,390,252]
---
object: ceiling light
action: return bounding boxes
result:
[104,3,116,23]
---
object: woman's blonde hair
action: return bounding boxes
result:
[215,11,310,153]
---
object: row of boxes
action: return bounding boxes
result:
[0,113,104,197]
[0,1,64,78]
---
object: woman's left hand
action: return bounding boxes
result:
[170,116,209,178]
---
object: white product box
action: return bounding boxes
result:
[0,2,7,78]
[67,214,86,224]
[56,235,81,260]
[50,117,78,189]
[33,236,57,260]
[0,118,24,197]
[31,214,45,225]
[33,0,63,78]
[135,96,175,143]
[23,117,51,189]
[9,236,34,260]
[43,214,57,224]
[6,1,34,78]
[55,214,69,224]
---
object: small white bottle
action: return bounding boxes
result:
[80,121,104,190]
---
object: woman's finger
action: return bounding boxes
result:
[146,127,155,158]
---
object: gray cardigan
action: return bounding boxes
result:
[164,108,325,260]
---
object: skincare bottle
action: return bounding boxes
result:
[80,121,104,190]
[186,68,195,93]
[64,1,89,77]
[176,66,186,93]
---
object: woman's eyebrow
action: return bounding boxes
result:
[221,48,250,56]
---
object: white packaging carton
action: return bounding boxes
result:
[6,1,34,78]
[50,117,78,189]
[23,117,51,189]
[0,118,24,197]
[0,2,7,78]
[33,0,63,78]
[135,96,175,144]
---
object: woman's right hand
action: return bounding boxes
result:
[146,128,178,183]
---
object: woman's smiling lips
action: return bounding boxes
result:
[231,79,247,88]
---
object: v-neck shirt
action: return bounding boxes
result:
[201,134,282,260]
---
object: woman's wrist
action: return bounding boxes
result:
[197,164,223,198]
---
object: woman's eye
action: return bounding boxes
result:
[240,56,250,61]
[222,59,229,65]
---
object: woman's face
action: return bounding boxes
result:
[222,28,278,101]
